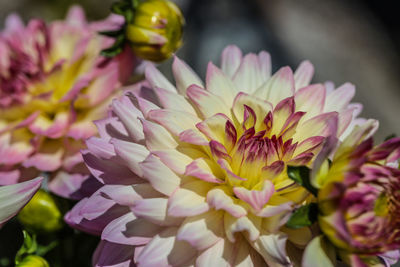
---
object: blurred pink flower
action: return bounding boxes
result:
[67,45,365,266]
[0,6,136,199]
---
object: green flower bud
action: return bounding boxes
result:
[18,189,63,233]
[126,0,184,62]
[16,255,49,267]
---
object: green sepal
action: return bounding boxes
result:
[287,165,318,196]
[101,35,125,57]
[286,203,318,229]
[110,0,135,23]
[111,1,131,15]
[131,0,141,9]
[102,0,136,57]
[15,231,38,264]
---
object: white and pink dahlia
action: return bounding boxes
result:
[67,45,364,266]
[0,6,135,198]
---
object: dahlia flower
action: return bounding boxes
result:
[303,121,400,267]
[0,6,135,198]
[0,177,42,226]
[67,45,365,266]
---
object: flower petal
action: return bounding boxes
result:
[205,62,238,106]
[302,236,336,267]
[0,177,42,224]
[92,240,134,267]
[168,180,211,217]
[177,210,224,250]
[294,60,314,90]
[232,51,271,94]
[102,212,162,246]
[253,66,295,106]
[186,84,230,119]
[220,45,242,78]
[145,64,177,93]
[135,227,197,267]
[172,56,203,95]
[139,154,180,196]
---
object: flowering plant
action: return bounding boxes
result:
[299,121,400,267]
[66,45,368,266]
[0,6,135,198]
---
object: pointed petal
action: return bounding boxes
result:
[152,149,193,175]
[145,64,177,93]
[207,187,247,218]
[172,56,203,95]
[233,180,275,211]
[111,98,144,142]
[92,240,134,267]
[154,86,196,115]
[220,45,242,78]
[253,66,295,106]
[206,62,238,106]
[139,154,180,196]
[111,139,150,177]
[224,212,261,242]
[233,52,271,94]
[186,84,230,119]
[147,109,200,136]
[140,119,178,151]
[294,112,338,141]
[294,60,314,89]
[252,233,291,266]
[168,180,211,217]
[132,198,182,226]
[232,92,273,130]
[136,227,197,267]
[324,83,355,112]
[0,177,42,224]
[177,210,224,250]
[302,236,336,267]
[102,212,162,245]
[184,158,224,184]
[294,84,326,119]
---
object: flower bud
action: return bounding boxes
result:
[18,189,63,233]
[126,0,184,62]
[315,124,400,265]
[16,255,49,267]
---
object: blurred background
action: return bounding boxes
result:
[1,0,400,266]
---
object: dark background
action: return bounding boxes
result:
[1,0,400,266]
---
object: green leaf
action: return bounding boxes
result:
[287,165,318,196]
[286,203,318,229]
[15,231,38,264]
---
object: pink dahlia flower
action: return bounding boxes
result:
[0,177,42,226]
[0,6,136,198]
[67,45,365,266]
[303,121,400,267]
